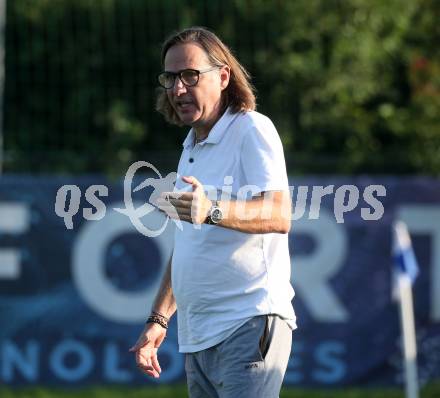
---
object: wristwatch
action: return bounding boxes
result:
[206,201,223,225]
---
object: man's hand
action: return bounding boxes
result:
[129,323,167,378]
[157,176,212,225]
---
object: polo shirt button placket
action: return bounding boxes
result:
[188,143,201,168]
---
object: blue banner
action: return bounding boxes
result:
[0,175,439,387]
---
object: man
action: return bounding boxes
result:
[130,27,296,398]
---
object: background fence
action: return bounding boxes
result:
[2,0,439,175]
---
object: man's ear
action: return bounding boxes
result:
[220,65,230,90]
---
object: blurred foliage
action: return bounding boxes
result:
[3,0,440,174]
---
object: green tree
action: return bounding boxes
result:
[4,0,439,174]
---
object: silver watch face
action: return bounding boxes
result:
[210,207,223,223]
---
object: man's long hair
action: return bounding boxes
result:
[156,27,256,126]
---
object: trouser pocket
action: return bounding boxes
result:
[259,315,271,360]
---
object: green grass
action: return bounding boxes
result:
[0,383,439,398]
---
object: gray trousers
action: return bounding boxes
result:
[185,315,293,398]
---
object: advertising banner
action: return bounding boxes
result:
[0,175,439,387]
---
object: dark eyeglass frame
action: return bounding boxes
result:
[157,66,221,89]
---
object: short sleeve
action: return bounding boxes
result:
[240,118,289,194]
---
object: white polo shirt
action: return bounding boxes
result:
[172,108,296,353]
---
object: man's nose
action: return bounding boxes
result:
[172,76,187,96]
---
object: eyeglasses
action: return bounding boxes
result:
[157,67,220,89]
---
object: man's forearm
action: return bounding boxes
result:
[160,188,292,235]
[151,256,176,319]
[216,191,291,234]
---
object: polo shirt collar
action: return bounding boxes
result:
[182,107,235,149]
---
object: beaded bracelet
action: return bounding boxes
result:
[151,310,170,322]
[146,314,168,329]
